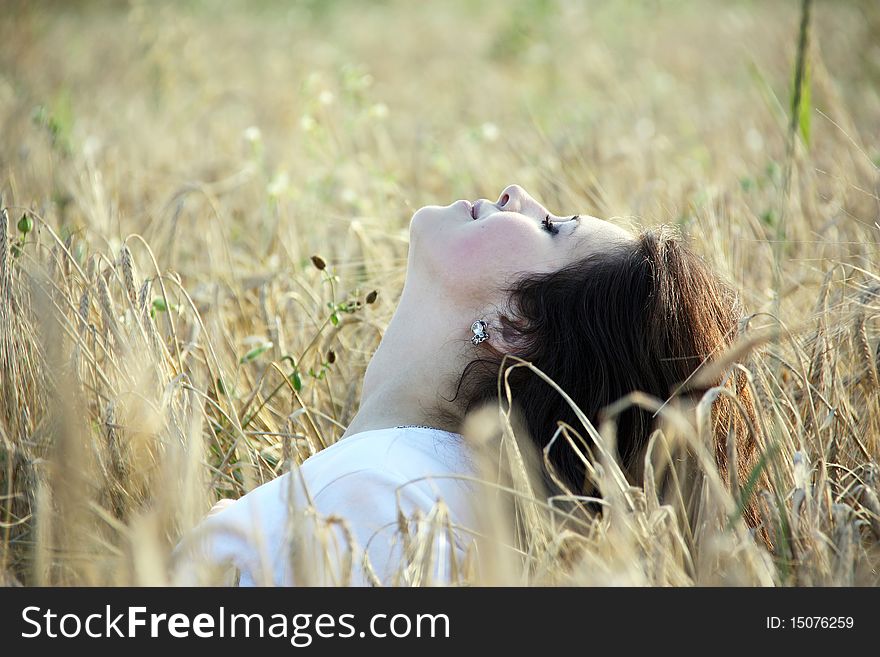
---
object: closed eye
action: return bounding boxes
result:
[542,214,579,235]
[541,214,559,235]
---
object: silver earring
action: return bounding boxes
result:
[471,319,489,345]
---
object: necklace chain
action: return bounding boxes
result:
[395,424,446,431]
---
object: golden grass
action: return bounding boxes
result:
[1,0,879,586]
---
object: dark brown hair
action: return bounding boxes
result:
[449,227,768,543]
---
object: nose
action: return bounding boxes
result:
[496,184,547,217]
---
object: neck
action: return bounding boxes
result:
[341,281,477,439]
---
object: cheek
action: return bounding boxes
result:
[459,220,539,261]
[441,221,541,288]
[409,211,544,301]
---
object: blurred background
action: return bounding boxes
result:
[1,0,879,585]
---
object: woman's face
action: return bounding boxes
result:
[408,184,634,305]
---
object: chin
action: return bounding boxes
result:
[409,204,450,235]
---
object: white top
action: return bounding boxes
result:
[174,426,479,586]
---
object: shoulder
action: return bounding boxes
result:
[309,464,440,520]
[173,427,478,585]
[309,426,475,480]
[306,464,473,585]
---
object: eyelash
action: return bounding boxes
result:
[541,214,579,235]
[541,214,559,235]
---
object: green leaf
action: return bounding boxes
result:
[727,442,779,532]
[797,60,811,147]
[329,312,339,326]
[240,343,272,363]
[789,54,811,148]
[760,209,778,227]
[765,160,781,184]
[152,297,167,312]
[290,370,302,391]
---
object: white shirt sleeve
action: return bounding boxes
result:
[172,465,471,586]
[309,466,468,586]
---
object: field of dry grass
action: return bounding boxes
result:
[1,0,879,586]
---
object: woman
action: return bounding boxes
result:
[174,184,765,586]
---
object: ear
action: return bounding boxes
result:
[477,307,522,354]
